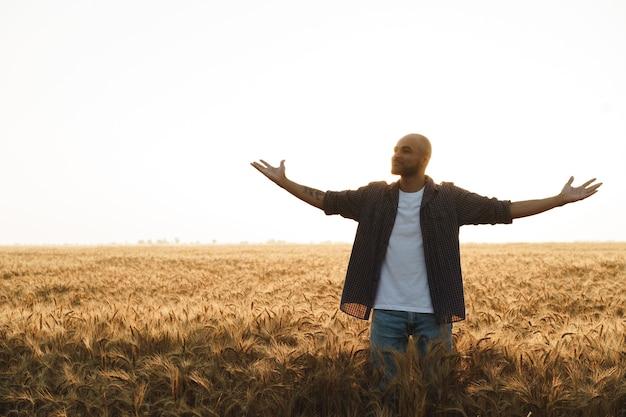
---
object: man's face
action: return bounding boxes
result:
[391,137,423,176]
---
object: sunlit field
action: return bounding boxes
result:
[0,243,624,417]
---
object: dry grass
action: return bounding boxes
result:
[0,242,623,416]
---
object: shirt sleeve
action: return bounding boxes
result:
[448,183,513,225]
[323,183,382,222]
[323,189,366,221]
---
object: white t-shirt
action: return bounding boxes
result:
[373,188,434,313]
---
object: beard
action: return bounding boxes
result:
[391,160,420,176]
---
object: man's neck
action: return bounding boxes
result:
[399,174,426,193]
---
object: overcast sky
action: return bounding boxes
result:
[1,0,624,245]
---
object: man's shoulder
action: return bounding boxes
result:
[362,181,397,195]
[325,181,394,201]
[366,180,393,188]
[426,179,469,200]
[426,177,456,191]
[438,181,456,188]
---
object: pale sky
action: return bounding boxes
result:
[1,0,625,245]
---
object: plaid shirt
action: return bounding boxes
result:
[323,176,512,324]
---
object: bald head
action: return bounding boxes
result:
[391,133,432,180]
[401,133,431,157]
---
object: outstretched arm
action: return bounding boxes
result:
[250,159,325,210]
[510,176,602,219]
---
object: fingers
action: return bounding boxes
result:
[574,178,603,201]
[250,160,287,184]
[586,182,603,193]
[250,159,270,170]
[250,159,286,171]
[566,177,603,191]
[250,161,272,177]
[250,161,264,172]
[575,178,602,196]
[580,178,598,188]
[250,159,268,170]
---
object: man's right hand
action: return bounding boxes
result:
[250,159,287,187]
[250,159,325,209]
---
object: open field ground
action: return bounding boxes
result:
[0,243,624,416]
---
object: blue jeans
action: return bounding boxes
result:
[370,309,452,384]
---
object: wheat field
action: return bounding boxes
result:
[0,243,623,417]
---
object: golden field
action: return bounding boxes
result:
[0,242,624,417]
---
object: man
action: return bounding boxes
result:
[250,133,601,383]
